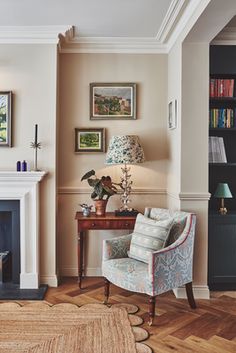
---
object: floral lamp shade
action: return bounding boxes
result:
[105,135,145,165]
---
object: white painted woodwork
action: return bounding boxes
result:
[0,171,46,289]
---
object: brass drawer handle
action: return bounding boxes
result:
[125,223,130,227]
[91,223,96,227]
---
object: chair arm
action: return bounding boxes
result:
[148,215,196,291]
[103,233,132,260]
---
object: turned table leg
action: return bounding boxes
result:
[78,231,84,289]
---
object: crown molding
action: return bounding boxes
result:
[0,25,72,44]
[156,0,186,43]
[60,35,168,54]
[211,26,236,45]
[59,0,193,54]
[166,0,210,51]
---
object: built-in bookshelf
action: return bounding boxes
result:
[209,46,236,212]
[208,45,236,291]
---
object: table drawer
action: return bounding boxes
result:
[78,219,135,230]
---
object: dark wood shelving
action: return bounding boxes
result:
[209,45,236,291]
[209,128,236,131]
[210,97,236,102]
[209,162,236,166]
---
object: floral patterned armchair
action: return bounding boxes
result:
[102,208,197,325]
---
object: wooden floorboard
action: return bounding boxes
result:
[2,277,236,353]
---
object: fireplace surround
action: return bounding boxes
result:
[0,171,46,289]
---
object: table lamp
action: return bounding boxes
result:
[214,183,233,215]
[105,135,145,216]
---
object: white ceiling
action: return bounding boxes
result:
[1,0,235,51]
[1,0,174,38]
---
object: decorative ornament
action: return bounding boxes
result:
[30,124,42,171]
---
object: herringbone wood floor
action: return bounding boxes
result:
[3,277,236,353]
[42,277,236,353]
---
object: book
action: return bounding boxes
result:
[209,136,227,163]
[209,79,235,98]
[209,108,235,128]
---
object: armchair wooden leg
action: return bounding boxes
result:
[103,278,110,305]
[148,296,156,326]
[185,282,196,309]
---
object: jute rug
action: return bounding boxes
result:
[0,302,152,353]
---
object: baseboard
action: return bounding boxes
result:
[173,285,210,299]
[61,267,102,277]
[40,275,58,287]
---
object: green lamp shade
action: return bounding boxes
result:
[214,183,233,198]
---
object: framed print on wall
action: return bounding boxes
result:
[75,128,105,153]
[0,91,12,147]
[90,83,136,120]
[168,99,177,130]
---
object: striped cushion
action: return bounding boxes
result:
[128,213,174,263]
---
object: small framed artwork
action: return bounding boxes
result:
[75,128,105,153]
[90,83,136,120]
[0,91,12,147]
[168,99,177,130]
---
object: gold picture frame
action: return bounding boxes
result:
[75,128,105,153]
[90,83,136,120]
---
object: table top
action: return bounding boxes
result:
[75,211,137,221]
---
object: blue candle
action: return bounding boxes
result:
[16,161,21,171]
[35,124,38,145]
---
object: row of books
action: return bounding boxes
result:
[210,79,235,98]
[209,109,236,128]
[209,136,227,163]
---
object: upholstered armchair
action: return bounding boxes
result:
[102,208,197,325]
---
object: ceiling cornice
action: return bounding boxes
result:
[60,35,168,54]
[0,0,208,52]
[166,0,210,51]
[156,0,186,43]
[59,0,189,54]
[211,26,236,45]
[0,26,72,44]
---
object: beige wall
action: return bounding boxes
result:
[181,42,209,289]
[167,40,182,209]
[58,53,168,276]
[0,44,58,286]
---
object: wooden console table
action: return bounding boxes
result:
[75,212,136,288]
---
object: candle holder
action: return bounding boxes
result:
[30,141,42,171]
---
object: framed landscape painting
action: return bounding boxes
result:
[75,128,105,153]
[0,91,12,147]
[90,83,136,120]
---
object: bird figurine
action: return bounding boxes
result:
[80,203,93,217]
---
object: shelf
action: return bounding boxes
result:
[210,74,236,79]
[210,97,236,102]
[209,128,236,131]
[209,163,236,166]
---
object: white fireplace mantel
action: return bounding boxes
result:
[0,171,46,289]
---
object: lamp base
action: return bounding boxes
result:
[115,209,139,217]
[219,207,227,215]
